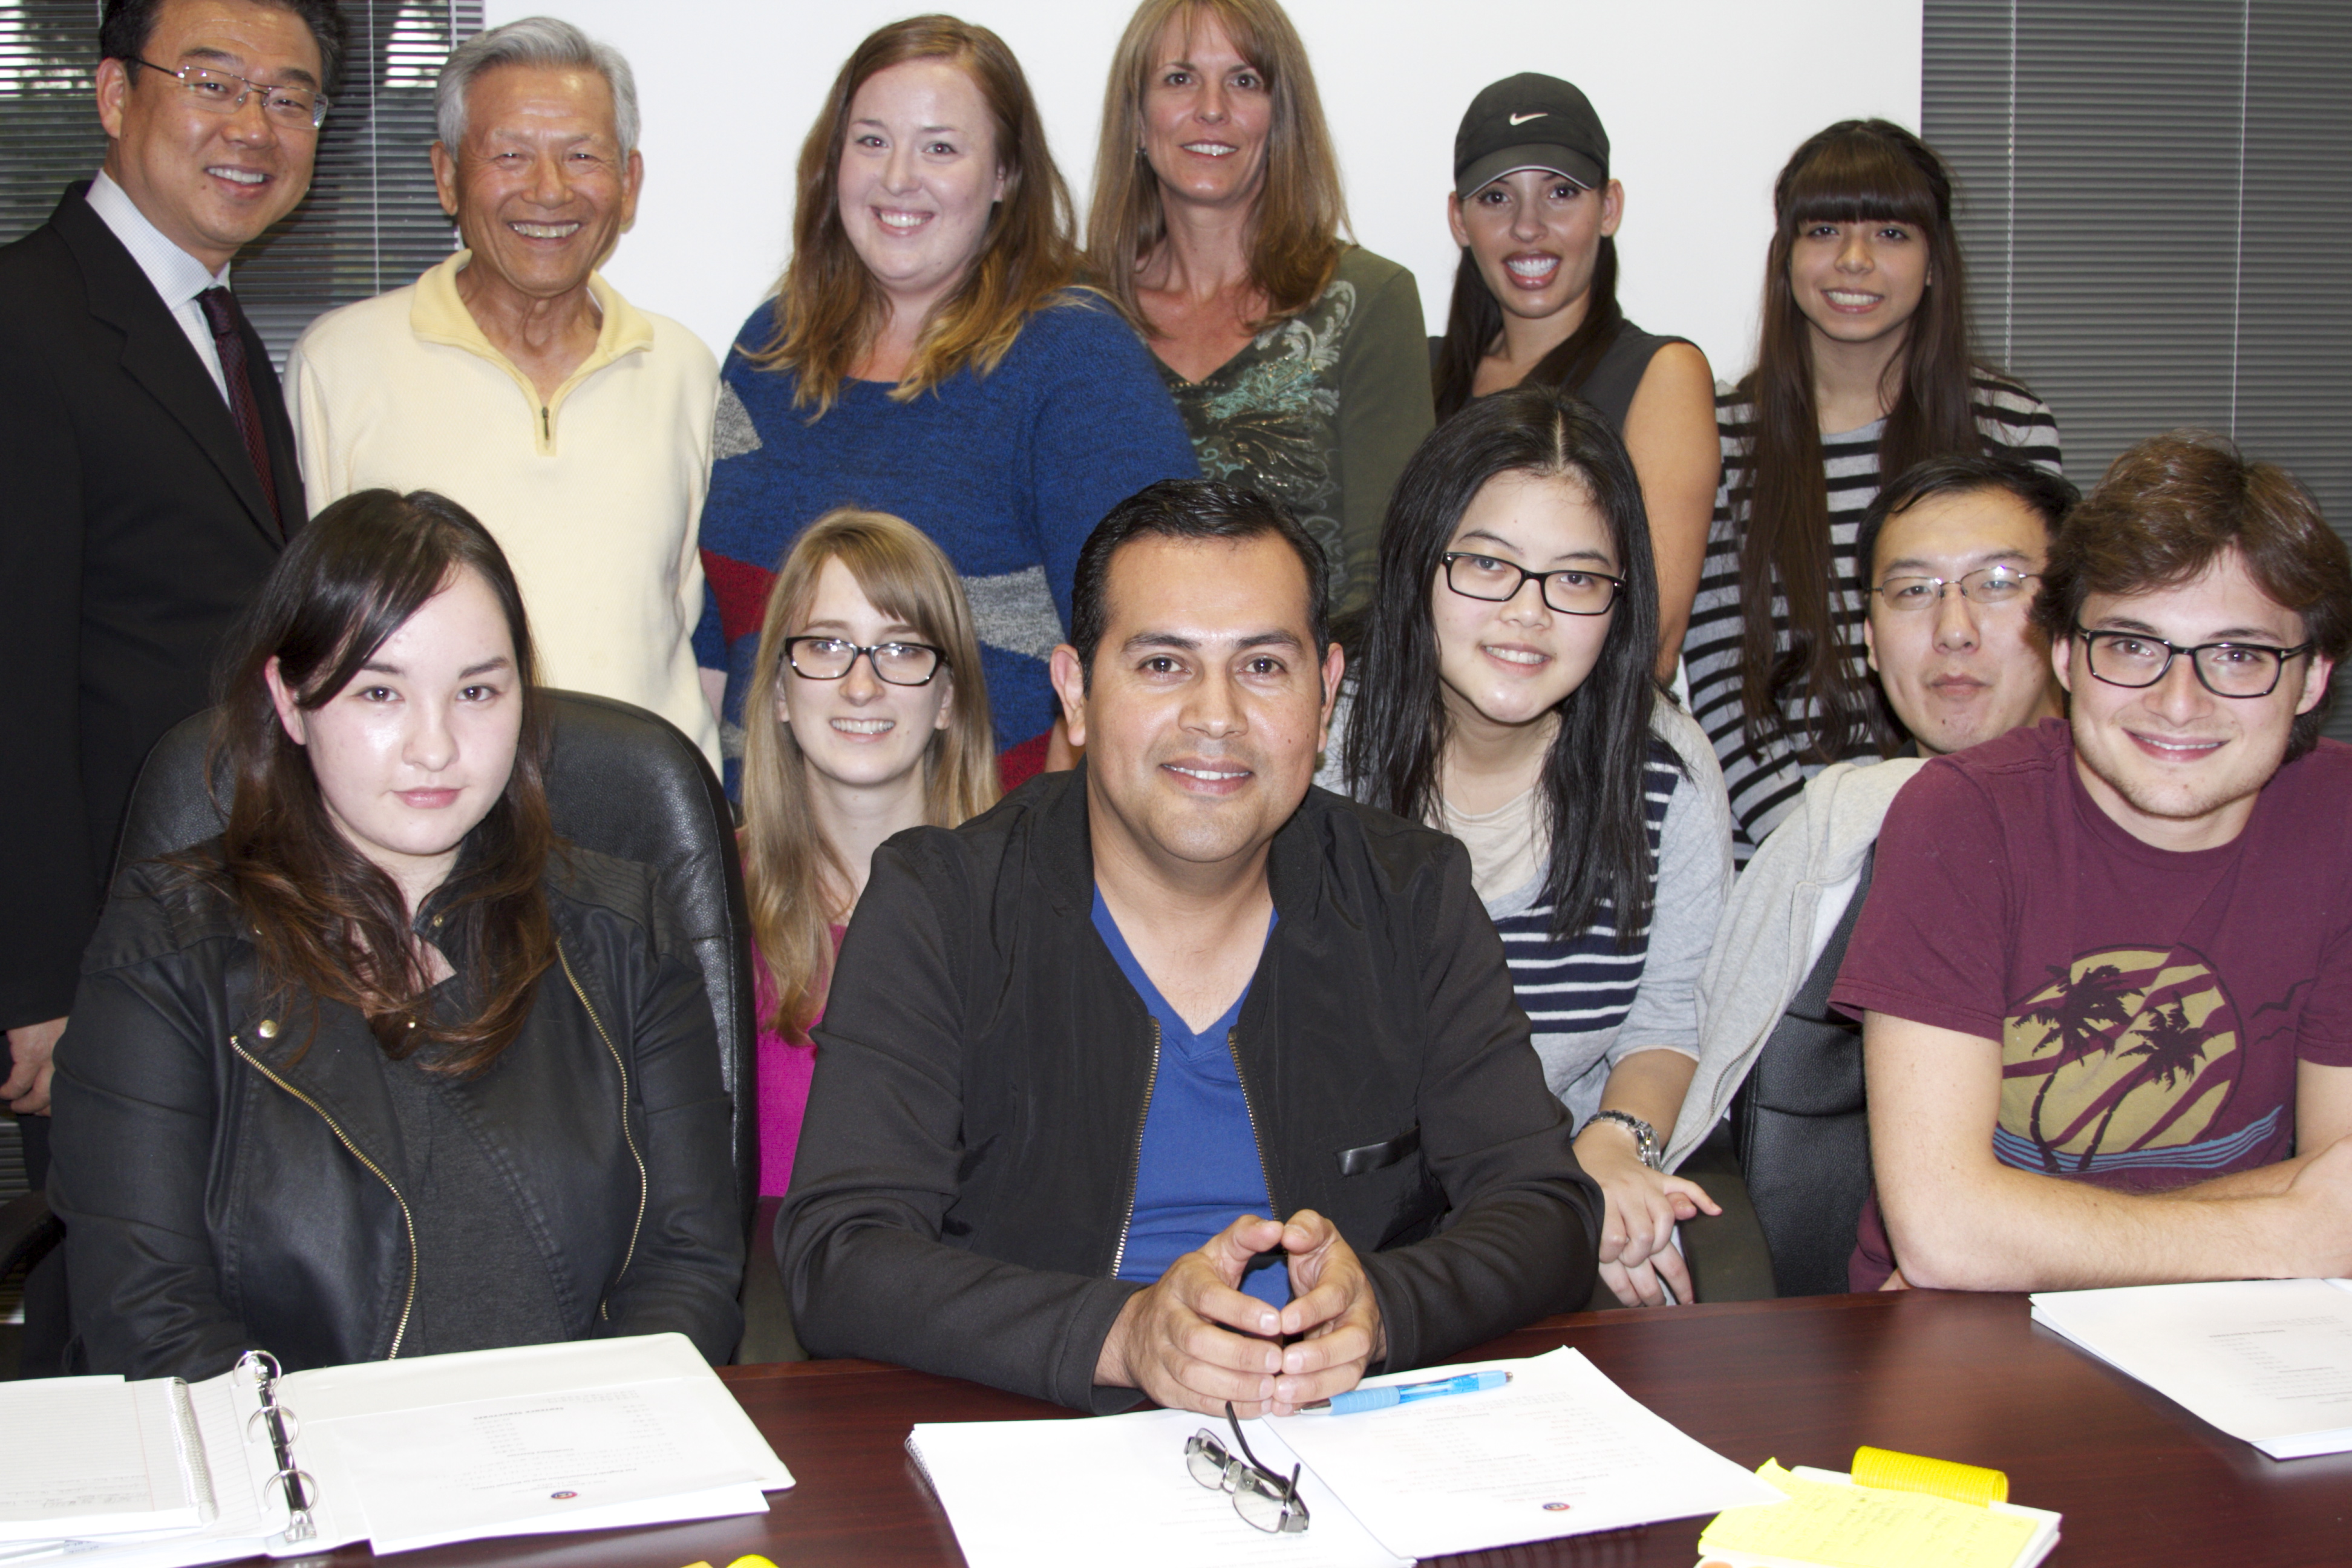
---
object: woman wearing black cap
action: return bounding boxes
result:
[1432,73,1719,679]
[1087,0,1436,621]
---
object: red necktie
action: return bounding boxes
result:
[196,286,281,529]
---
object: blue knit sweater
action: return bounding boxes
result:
[694,291,1200,762]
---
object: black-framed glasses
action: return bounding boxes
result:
[1184,1403,1309,1535]
[2074,625,2312,699]
[783,636,946,686]
[1442,552,1623,616]
[1872,564,2039,612]
[133,58,331,129]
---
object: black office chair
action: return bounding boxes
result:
[16,689,801,1369]
[1730,849,1878,1298]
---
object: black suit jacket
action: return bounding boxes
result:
[0,183,302,1028]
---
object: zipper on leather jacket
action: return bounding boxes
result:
[1108,1018,1162,1279]
[232,1035,419,1359]
[557,940,648,1318]
[1226,1026,1281,1220]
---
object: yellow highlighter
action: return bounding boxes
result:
[1850,1445,2010,1506]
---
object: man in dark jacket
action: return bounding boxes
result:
[0,0,339,1175]
[780,480,1599,1415]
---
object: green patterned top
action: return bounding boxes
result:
[1153,247,1434,618]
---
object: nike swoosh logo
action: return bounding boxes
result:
[1509,111,1548,125]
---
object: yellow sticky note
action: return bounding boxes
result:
[1697,1460,2037,1568]
[726,1558,780,1568]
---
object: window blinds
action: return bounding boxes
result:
[0,0,482,368]
[1924,0,2352,740]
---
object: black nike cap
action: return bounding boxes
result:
[1453,73,1609,199]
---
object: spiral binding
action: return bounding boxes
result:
[237,1351,318,1543]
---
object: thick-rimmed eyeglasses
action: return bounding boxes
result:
[133,59,330,130]
[1185,1403,1309,1535]
[1442,552,1623,616]
[2074,625,2312,699]
[783,636,946,686]
[1871,564,2039,612]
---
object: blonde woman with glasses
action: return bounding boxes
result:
[739,509,998,1197]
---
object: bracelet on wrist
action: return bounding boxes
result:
[1576,1109,1662,1171]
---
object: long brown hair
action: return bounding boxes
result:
[1085,0,1348,335]
[740,510,999,1037]
[1735,119,1982,760]
[751,14,1076,413]
[204,489,557,1074]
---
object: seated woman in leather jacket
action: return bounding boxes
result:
[49,489,743,1377]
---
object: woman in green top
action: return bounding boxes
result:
[1086,0,1434,619]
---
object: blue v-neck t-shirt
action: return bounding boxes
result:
[1091,890,1290,1308]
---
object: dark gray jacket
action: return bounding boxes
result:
[50,844,743,1376]
[780,767,1599,1411]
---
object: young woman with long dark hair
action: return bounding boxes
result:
[1679,120,2062,860]
[48,490,742,1376]
[736,509,998,1196]
[1327,383,1734,1307]
[1431,73,1718,677]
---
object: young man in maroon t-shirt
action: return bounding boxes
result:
[1834,431,2352,1292]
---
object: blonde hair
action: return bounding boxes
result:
[750,14,1077,413]
[1085,0,1348,335]
[740,510,999,1035]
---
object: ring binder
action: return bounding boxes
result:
[237,1350,318,1543]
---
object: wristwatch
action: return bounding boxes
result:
[1578,1109,1662,1171]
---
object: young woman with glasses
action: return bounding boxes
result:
[1679,120,2063,862]
[737,509,998,1196]
[1324,382,1735,1308]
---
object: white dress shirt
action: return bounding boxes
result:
[85,169,233,403]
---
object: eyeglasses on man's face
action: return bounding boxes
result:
[783,636,946,687]
[1442,552,1623,616]
[133,59,330,131]
[1871,564,2039,612]
[1184,1403,1309,1535]
[2073,625,2313,699]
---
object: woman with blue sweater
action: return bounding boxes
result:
[696,16,1198,780]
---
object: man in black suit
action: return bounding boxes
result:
[0,0,344,1183]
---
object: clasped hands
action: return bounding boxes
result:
[1575,1122,1719,1307]
[1097,1210,1383,1419]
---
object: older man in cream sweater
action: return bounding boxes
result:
[287,16,719,766]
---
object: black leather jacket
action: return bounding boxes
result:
[780,767,1601,1411]
[50,844,743,1376]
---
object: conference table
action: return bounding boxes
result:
[337,1290,2348,1567]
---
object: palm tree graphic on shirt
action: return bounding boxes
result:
[2001,947,2244,1175]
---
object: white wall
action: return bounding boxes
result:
[483,0,1922,383]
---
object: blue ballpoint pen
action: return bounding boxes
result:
[1304,1369,1512,1414]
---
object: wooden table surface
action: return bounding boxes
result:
[302,1290,2352,1568]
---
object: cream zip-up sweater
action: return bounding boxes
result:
[287,253,720,767]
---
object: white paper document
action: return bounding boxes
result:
[0,1333,791,1566]
[307,1376,778,1555]
[1276,1348,1784,1558]
[0,1378,198,1541]
[908,1408,1411,1568]
[2030,1278,2352,1459]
